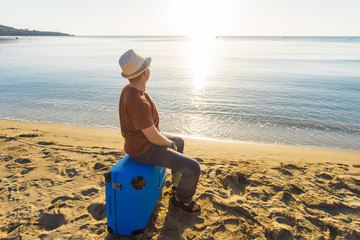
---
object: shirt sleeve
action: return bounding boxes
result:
[129,98,154,130]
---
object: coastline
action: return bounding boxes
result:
[1,119,360,239]
[1,119,359,164]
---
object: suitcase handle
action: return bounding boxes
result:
[159,167,166,190]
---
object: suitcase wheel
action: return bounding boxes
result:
[131,176,146,190]
[104,171,111,183]
[107,225,113,233]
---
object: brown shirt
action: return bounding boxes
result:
[119,84,160,157]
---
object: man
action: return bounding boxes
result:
[118,49,201,213]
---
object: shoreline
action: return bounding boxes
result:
[1,118,360,239]
[1,119,360,175]
[1,118,359,157]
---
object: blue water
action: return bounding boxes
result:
[1,36,360,151]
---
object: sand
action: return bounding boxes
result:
[1,119,360,239]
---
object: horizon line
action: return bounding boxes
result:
[75,35,360,37]
[2,35,360,38]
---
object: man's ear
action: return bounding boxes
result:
[144,69,149,78]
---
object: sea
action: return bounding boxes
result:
[1,36,360,151]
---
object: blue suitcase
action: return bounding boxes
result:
[104,155,166,236]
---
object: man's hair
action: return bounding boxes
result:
[128,69,146,83]
[129,75,142,83]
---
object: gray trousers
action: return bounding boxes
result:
[133,135,200,203]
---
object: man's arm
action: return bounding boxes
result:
[141,124,174,148]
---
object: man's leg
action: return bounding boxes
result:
[164,135,184,188]
[133,145,200,204]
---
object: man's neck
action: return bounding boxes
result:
[129,80,146,92]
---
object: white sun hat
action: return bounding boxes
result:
[119,49,151,79]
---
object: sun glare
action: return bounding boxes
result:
[186,37,214,90]
[171,0,235,90]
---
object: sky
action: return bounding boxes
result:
[1,0,360,37]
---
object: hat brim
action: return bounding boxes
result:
[121,57,151,79]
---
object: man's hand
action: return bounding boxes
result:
[170,141,177,151]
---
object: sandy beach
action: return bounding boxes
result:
[1,119,360,239]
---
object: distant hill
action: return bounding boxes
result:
[0,24,73,36]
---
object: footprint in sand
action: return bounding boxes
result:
[281,191,296,205]
[41,149,53,158]
[0,136,17,142]
[87,203,106,221]
[288,184,305,195]
[93,163,108,171]
[18,133,39,138]
[270,210,297,227]
[316,172,334,180]
[195,157,204,162]
[21,167,35,175]
[81,188,99,197]
[221,172,248,194]
[37,212,66,230]
[282,163,306,171]
[15,158,31,164]
[0,155,13,162]
[5,163,18,170]
[60,168,78,178]
[65,168,78,178]
[272,167,293,176]
[271,227,294,240]
[51,195,82,205]
[74,214,91,221]
[80,222,106,235]
[37,141,55,146]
